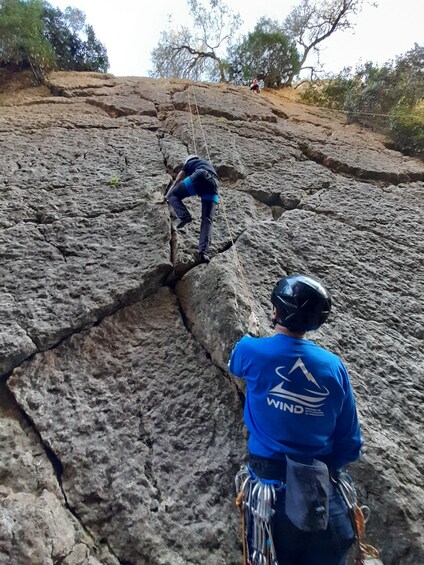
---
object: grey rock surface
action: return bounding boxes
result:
[0,124,173,371]
[9,289,245,565]
[1,71,424,564]
[0,385,118,565]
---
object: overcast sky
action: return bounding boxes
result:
[51,0,423,77]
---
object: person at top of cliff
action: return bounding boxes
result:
[250,78,260,93]
[229,273,363,565]
[166,155,219,264]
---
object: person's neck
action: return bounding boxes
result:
[274,325,306,339]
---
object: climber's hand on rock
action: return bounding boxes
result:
[247,312,260,337]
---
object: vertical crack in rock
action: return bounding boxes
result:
[170,225,177,267]
[137,416,162,509]
[171,285,248,456]
[4,385,123,564]
[171,285,244,410]
[7,286,246,564]
[3,74,422,563]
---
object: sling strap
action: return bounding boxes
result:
[337,472,382,565]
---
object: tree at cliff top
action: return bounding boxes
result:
[0,0,54,82]
[227,17,301,88]
[149,0,242,82]
[0,0,108,82]
[150,0,371,85]
[42,3,108,72]
[283,0,373,84]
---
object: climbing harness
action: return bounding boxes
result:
[235,464,382,565]
[186,86,260,333]
[337,472,382,565]
[235,465,280,565]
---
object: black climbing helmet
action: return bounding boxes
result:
[271,274,332,332]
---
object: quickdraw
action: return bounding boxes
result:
[235,465,280,565]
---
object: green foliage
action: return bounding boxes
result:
[300,44,424,158]
[227,17,300,87]
[80,24,108,72]
[0,0,55,80]
[389,99,424,158]
[0,0,108,81]
[151,0,370,86]
[300,71,359,109]
[108,176,120,186]
[42,5,109,72]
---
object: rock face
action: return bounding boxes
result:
[1,71,423,565]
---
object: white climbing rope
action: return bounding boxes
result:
[187,85,259,329]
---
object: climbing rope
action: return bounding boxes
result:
[187,85,258,328]
[186,89,198,155]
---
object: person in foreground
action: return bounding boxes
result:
[166,154,219,264]
[228,274,363,565]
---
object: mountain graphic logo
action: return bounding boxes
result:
[269,358,329,408]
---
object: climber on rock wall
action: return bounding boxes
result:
[166,155,220,264]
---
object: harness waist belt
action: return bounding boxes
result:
[248,454,287,481]
[201,193,219,203]
[248,453,337,482]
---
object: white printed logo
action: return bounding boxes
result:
[267,358,329,416]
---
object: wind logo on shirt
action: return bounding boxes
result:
[267,357,329,416]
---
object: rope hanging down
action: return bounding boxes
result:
[186,91,198,155]
[187,86,259,334]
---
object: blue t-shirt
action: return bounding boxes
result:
[228,334,363,469]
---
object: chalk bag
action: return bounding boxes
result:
[285,455,330,532]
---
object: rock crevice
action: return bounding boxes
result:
[1,71,423,565]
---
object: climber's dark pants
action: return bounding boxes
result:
[272,482,354,564]
[167,182,192,224]
[167,174,218,254]
[248,455,355,565]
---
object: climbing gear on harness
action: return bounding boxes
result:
[337,472,382,565]
[285,456,330,532]
[235,464,280,565]
[271,274,331,332]
[235,490,248,565]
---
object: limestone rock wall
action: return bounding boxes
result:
[1,71,423,565]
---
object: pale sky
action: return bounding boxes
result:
[51,0,423,77]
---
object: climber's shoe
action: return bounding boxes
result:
[198,252,210,264]
[176,218,192,229]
